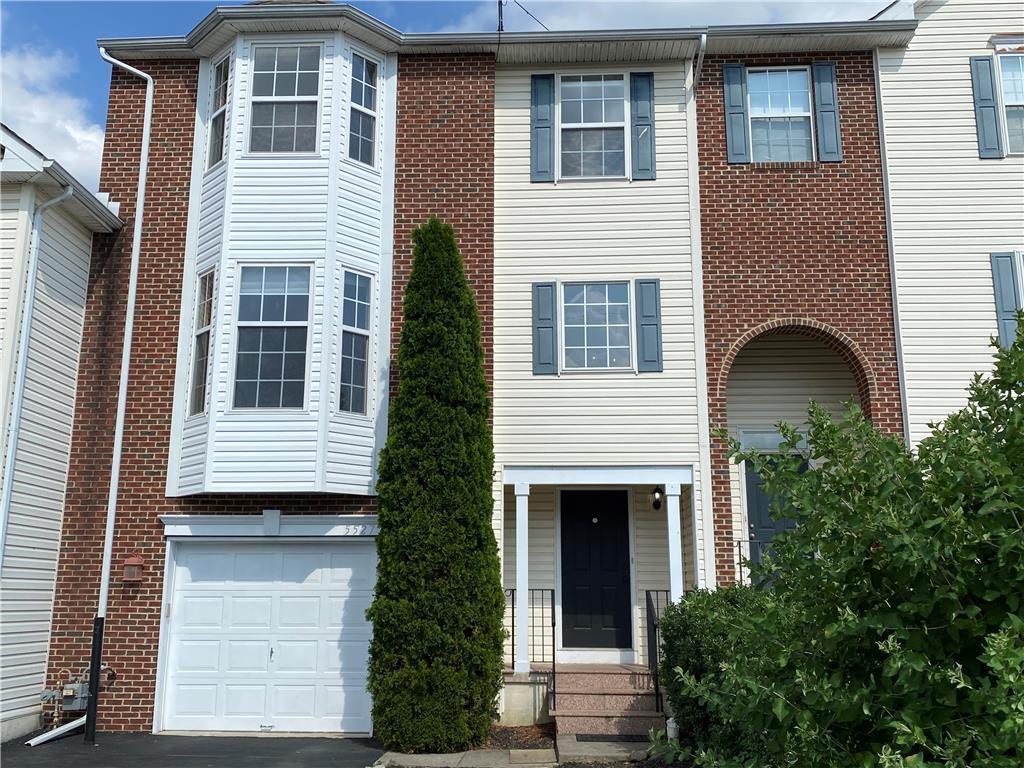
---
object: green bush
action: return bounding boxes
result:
[662,323,1024,768]
[660,585,776,750]
[366,218,505,753]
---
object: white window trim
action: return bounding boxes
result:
[228,261,315,414]
[336,267,375,419]
[186,268,217,419]
[206,54,231,171]
[557,279,637,374]
[245,41,324,157]
[555,72,632,182]
[993,51,1024,156]
[745,64,817,163]
[345,47,383,171]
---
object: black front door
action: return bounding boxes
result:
[560,490,632,649]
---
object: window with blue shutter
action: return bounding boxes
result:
[530,75,555,182]
[723,63,751,164]
[630,72,656,180]
[991,252,1022,348]
[970,57,1006,159]
[532,282,558,374]
[812,62,843,162]
[634,279,663,372]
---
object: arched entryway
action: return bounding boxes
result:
[712,319,877,582]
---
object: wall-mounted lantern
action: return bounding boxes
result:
[651,486,664,511]
[121,554,144,583]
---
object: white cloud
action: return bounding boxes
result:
[1,46,104,191]
[440,0,890,33]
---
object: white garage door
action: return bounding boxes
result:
[162,540,376,733]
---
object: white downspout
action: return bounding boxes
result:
[83,47,153,745]
[0,184,74,567]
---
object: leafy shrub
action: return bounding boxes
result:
[661,325,1024,767]
[659,585,776,749]
[366,218,505,752]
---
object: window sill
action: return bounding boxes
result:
[732,161,833,170]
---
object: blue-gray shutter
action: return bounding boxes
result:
[970,57,1006,159]
[630,72,656,180]
[532,282,558,374]
[991,252,1021,348]
[812,62,843,162]
[530,74,555,182]
[634,279,663,373]
[723,63,751,164]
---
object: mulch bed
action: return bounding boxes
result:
[482,724,556,750]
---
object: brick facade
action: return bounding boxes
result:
[46,61,376,731]
[391,54,495,388]
[47,50,496,734]
[697,53,905,585]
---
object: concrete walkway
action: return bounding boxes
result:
[378,747,558,768]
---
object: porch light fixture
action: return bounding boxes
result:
[121,554,145,583]
[651,486,664,510]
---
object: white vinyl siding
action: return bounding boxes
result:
[168,33,394,496]
[1,197,92,735]
[877,0,1024,445]
[725,334,859,576]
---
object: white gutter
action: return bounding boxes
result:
[25,715,86,747]
[693,32,707,88]
[0,184,74,567]
[84,47,154,745]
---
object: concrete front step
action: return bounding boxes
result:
[553,690,658,713]
[555,669,654,692]
[551,709,666,736]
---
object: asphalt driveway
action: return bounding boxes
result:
[1,731,384,768]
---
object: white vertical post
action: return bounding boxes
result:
[666,482,684,601]
[514,482,530,674]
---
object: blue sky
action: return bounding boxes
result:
[1,0,889,189]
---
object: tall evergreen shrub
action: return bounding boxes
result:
[366,218,504,753]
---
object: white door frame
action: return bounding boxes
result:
[152,513,378,734]
[553,486,638,665]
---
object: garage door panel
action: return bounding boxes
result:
[279,596,320,628]
[175,640,220,672]
[226,640,270,672]
[163,540,375,734]
[224,684,267,717]
[229,596,272,628]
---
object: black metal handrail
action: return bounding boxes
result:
[504,588,557,710]
[645,589,671,712]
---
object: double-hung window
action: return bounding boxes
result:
[562,282,631,369]
[339,271,372,414]
[188,270,216,416]
[348,53,378,167]
[249,45,320,153]
[208,57,230,168]
[998,53,1024,153]
[748,67,813,162]
[234,265,310,409]
[559,75,626,178]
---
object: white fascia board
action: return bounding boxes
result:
[159,513,379,538]
[502,465,693,489]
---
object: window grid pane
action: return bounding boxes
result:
[559,74,626,178]
[234,265,310,409]
[563,282,631,370]
[348,108,376,166]
[1000,54,1024,105]
[250,45,319,153]
[188,272,215,417]
[351,53,378,112]
[340,331,369,414]
[748,68,813,162]
[213,59,230,110]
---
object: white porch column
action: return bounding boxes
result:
[514,482,530,674]
[665,482,684,601]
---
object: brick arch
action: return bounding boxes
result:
[716,317,878,422]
